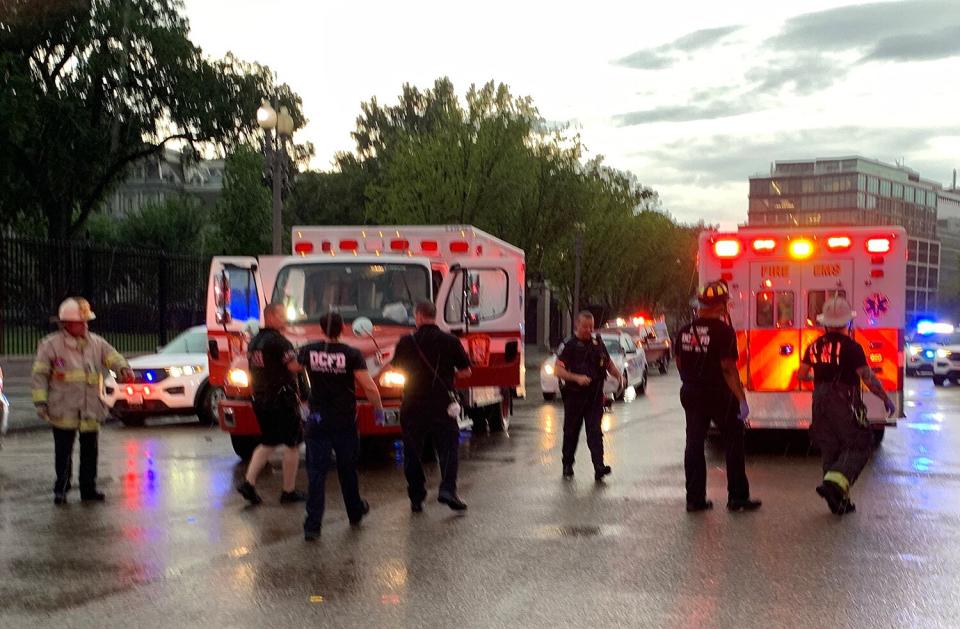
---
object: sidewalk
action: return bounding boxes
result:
[1,356,42,432]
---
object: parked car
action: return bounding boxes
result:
[639,321,672,374]
[104,326,221,427]
[933,340,960,386]
[907,329,960,377]
[0,366,9,444]
[540,331,647,401]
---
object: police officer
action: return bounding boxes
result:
[554,311,623,481]
[237,303,305,506]
[298,312,385,541]
[798,296,896,515]
[675,281,761,513]
[392,302,472,512]
[32,298,133,504]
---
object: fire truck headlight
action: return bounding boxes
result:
[937,349,950,359]
[379,369,406,388]
[227,368,250,388]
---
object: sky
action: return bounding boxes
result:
[183,0,960,228]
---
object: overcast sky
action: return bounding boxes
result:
[183,0,960,228]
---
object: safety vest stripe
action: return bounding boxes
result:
[52,369,101,385]
[32,389,48,403]
[32,361,51,375]
[105,352,126,370]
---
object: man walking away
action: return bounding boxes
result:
[799,296,896,515]
[237,303,305,506]
[298,312,385,541]
[392,302,472,512]
[675,281,761,513]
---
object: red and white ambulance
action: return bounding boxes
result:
[207,225,525,459]
[698,226,905,441]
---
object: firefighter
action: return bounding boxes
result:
[554,311,623,481]
[798,296,896,515]
[32,297,133,504]
[675,281,761,513]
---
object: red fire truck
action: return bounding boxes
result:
[207,225,525,459]
[698,226,905,442]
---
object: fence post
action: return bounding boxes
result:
[158,253,168,346]
[0,236,6,355]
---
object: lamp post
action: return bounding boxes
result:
[257,99,295,255]
[573,221,585,324]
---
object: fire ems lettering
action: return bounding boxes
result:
[761,265,789,278]
[310,351,348,373]
[681,326,712,354]
[814,264,841,277]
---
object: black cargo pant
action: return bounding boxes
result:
[401,405,460,502]
[303,421,364,534]
[52,427,98,495]
[680,385,749,504]
[810,382,873,494]
[561,388,605,469]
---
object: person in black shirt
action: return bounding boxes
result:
[554,311,623,481]
[799,296,896,515]
[392,302,472,512]
[675,280,761,513]
[298,312,384,541]
[237,304,305,506]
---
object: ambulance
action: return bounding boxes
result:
[207,225,525,459]
[698,226,905,441]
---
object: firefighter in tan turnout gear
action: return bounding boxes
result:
[32,298,133,504]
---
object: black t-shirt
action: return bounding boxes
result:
[556,335,611,394]
[298,340,367,424]
[801,332,867,387]
[247,328,297,398]
[392,324,470,410]
[675,317,739,388]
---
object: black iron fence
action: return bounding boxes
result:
[0,237,210,356]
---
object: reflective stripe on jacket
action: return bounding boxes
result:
[31,331,128,431]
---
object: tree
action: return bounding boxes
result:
[214,146,270,255]
[0,0,305,241]
[85,195,214,253]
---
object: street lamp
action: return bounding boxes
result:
[257,99,295,255]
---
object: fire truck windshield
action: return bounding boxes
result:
[272,262,431,326]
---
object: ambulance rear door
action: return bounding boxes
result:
[798,259,854,391]
[748,260,801,392]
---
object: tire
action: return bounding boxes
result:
[488,398,507,433]
[467,406,488,433]
[872,427,886,447]
[543,392,556,401]
[118,413,146,428]
[636,369,648,396]
[196,383,224,426]
[934,375,947,387]
[658,361,668,375]
[951,377,960,385]
[905,368,917,377]
[230,434,259,461]
[615,372,628,401]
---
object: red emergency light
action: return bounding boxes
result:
[713,238,742,259]
[866,238,892,254]
[826,236,852,251]
[421,240,439,253]
[294,241,314,254]
[320,241,332,253]
[450,241,470,254]
[339,239,359,251]
[751,238,776,253]
[390,239,409,251]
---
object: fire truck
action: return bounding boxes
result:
[698,225,905,441]
[207,225,525,459]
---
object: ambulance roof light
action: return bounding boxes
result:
[294,241,314,255]
[339,239,358,251]
[866,237,892,254]
[751,238,776,253]
[826,236,852,251]
[713,238,742,259]
[789,239,814,260]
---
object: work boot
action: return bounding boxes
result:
[304,529,321,542]
[438,493,468,512]
[80,490,106,502]
[816,482,844,515]
[562,464,575,478]
[595,465,612,482]
[837,498,856,515]
[411,501,423,513]
[686,500,714,513]
[280,490,306,504]
[350,500,371,526]
[237,481,263,505]
[727,498,762,512]
[54,493,67,506]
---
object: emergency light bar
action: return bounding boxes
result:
[917,321,954,335]
[866,238,892,254]
[826,236,852,251]
[788,239,814,260]
[294,242,314,255]
[751,239,776,253]
[713,238,742,259]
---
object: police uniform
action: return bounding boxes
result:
[248,327,302,448]
[557,333,611,475]
[392,324,470,508]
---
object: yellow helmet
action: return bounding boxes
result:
[697,280,730,307]
[58,297,96,322]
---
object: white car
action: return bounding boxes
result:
[933,344,960,386]
[540,331,647,401]
[104,326,221,427]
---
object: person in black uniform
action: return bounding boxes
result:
[675,280,761,513]
[392,302,472,512]
[237,303,305,506]
[798,296,896,516]
[298,312,385,540]
[554,311,623,481]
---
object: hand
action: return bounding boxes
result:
[883,397,897,417]
[119,368,135,383]
[737,399,750,423]
[577,375,591,387]
[374,408,387,426]
[35,403,50,422]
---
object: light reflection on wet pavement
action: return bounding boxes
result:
[2,373,960,627]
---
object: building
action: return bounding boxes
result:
[935,181,960,305]
[748,156,946,321]
[105,148,224,217]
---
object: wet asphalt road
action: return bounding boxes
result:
[1,372,960,629]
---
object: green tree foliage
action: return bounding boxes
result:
[213,146,270,256]
[84,195,214,253]
[0,0,305,241]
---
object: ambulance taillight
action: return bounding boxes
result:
[751,238,776,253]
[713,238,742,259]
[866,238,892,254]
[826,236,852,251]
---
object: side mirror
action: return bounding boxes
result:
[352,317,374,338]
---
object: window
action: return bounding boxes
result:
[893,182,903,199]
[907,290,916,311]
[867,177,879,194]
[904,187,915,204]
[807,290,847,327]
[161,329,208,354]
[907,265,917,286]
[930,243,940,265]
[225,266,260,323]
[929,268,939,289]
[908,240,918,262]
[444,268,509,324]
[756,291,795,328]
[880,179,891,197]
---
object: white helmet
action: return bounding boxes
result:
[817,296,855,327]
[58,297,96,322]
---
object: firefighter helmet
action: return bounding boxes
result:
[698,280,730,307]
[58,297,96,322]
[817,296,856,327]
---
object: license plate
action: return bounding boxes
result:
[128,394,144,407]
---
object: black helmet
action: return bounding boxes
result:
[698,280,730,307]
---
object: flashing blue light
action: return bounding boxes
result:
[917,321,954,335]
[145,371,155,382]
[924,350,935,359]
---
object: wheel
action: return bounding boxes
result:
[196,383,224,426]
[230,434,259,461]
[636,369,648,396]
[933,375,947,387]
[658,361,668,375]
[951,377,960,385]
[542,392,556,401]
[467,406,489,433]
[615,372,628,401]
[905,368,917,377]
[488,398,507,433]
[117,413,146,428]
[872,427,886,447]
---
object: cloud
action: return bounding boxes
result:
[613,100,753,126]
[744,54,844,97]
[863,25,960,62]
[615,25,741,70]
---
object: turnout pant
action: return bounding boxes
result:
[561,390,605,469]
[52,427,98,495]
[401,408,460,502]
[810,382,873,494]
[680,385,749,504]
[303,424,364,533]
